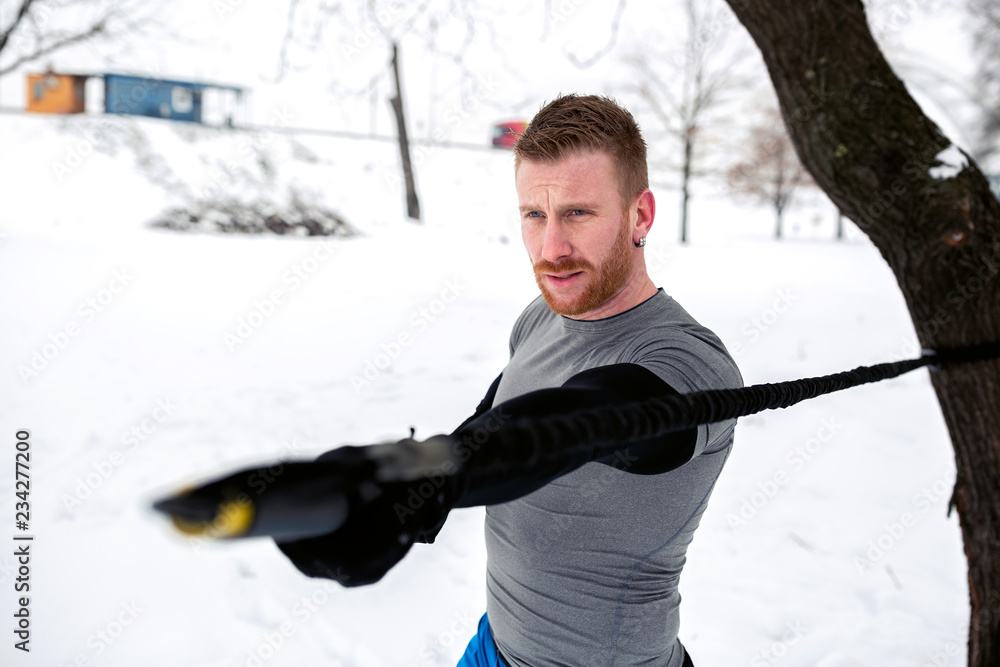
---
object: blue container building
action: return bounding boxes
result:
[103,74,244,124]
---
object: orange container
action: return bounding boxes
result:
[26,73,87,114]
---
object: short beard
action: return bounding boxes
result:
[533,220,633,317]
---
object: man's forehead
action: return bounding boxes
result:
[515,149,616,192]
[516,148,614,175]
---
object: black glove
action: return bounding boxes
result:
[275,440,457,587]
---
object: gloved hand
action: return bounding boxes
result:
[275,437,458,587]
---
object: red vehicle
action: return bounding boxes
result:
[492,120,527,149]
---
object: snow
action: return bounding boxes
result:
[929,144,970,180]
[0,109,969,667]
[0,0,982,662]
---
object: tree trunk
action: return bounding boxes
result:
[389,42,421,222]
[723,1,1000,664]
[680,128,693,244]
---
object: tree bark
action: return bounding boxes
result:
[723,1,1000,664]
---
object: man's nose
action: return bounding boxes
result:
[540,220,571,263]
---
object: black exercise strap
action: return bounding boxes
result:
[469,342,1000,475]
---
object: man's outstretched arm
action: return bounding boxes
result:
[275,363,697,586]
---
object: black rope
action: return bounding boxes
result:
[472,342,1000,474]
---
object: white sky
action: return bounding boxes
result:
[0,0,981,152]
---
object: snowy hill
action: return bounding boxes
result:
[0,110,967,666]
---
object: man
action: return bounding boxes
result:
[277,94,742,667]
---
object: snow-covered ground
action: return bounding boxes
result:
[0,111,968,667]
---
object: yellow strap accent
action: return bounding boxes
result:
[170,497,255,539]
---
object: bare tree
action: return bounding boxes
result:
[389,41,420,221]
[726,107,813,239]
[627,0,751,243]
[723,1,1000,664]
[967,0,1000,162]
[0,0,154,78]
[270,1,534,222]
[272,0,528,120]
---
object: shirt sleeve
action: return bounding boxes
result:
[625,323,743,456]
[447,362,699,509]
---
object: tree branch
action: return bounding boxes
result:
[0,19,104,77]
[0,0,34,56]
[273,0,303,82]
[567,0,627,68]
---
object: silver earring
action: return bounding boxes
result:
[634,237,646,248]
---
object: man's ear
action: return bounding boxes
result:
[633,189,655,242]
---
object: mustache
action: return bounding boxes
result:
[533,258,593,275]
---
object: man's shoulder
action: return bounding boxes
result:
[628,292,743,392]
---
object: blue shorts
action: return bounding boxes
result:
[456,613,505,667]
[456,612,695,667]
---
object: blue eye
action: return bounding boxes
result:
[526,211,542,218]
[571,209,586,216]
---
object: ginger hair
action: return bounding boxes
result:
[513,94,649,207]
